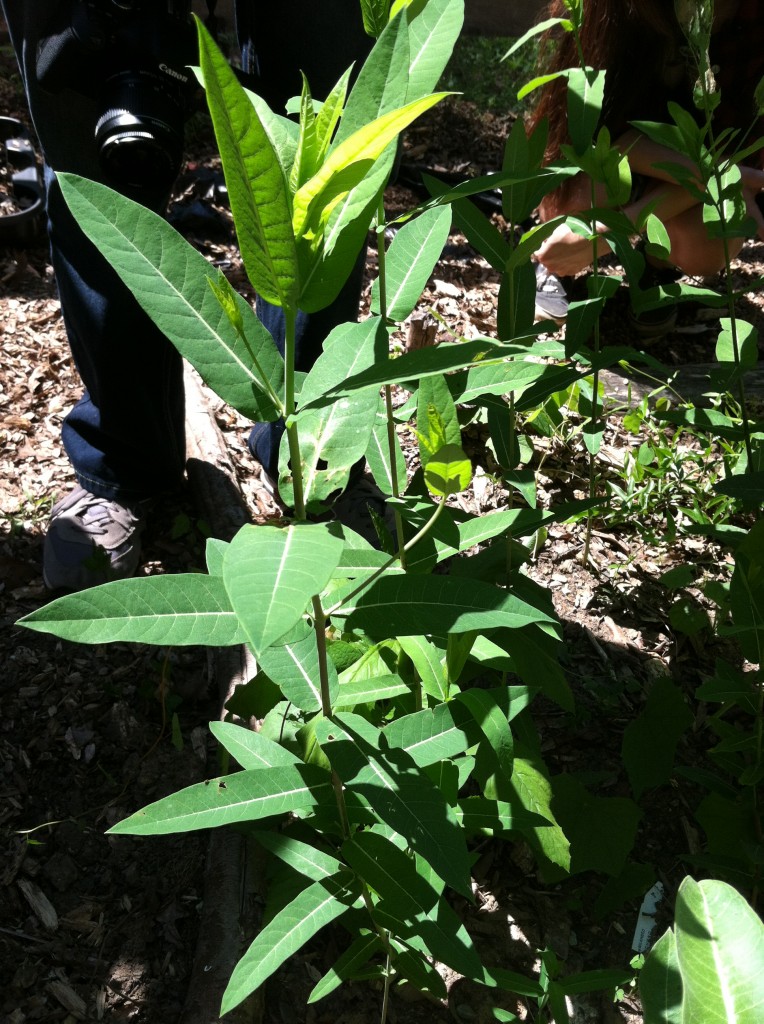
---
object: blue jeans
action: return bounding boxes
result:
[2,0,371,500]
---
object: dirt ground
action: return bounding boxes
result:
[2,31,763,1024]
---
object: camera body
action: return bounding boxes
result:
[37,0,199,196]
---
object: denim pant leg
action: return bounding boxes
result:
[2,0,186,501]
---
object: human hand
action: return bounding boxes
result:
[533,221,609,277]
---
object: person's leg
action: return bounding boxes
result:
[2,1,186,587]
[2,2,186,500]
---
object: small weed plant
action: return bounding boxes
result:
[18,0,764,1019]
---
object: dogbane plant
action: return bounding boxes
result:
[18,2,593,1017]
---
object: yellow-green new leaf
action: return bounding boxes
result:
[292,92,450,244]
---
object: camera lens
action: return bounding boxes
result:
[95,69,184,193]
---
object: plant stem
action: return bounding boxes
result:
[326,497,448,618]
[283,304,307,520]
[380,946,392,1024]
[377,196,408,565]
[582,202,602,567]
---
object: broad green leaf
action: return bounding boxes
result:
[287,319,384,506]
[372,205,451,320]
[552,774,641,877]
[397,635,447,701]
[377,894,484,981]
[257,623,339,713]
[425,443,473,496]
[509,758,570,874]
[300,318,388,407]
[405,0,464,101]
[209,721,301,769]
[360,0,391,38]
[383,702,480,767]
[296,8,410,311]
[502,115,550,224]
[314,713,472,897]
[244,90,299,180]
[300,337,514,408]
[222,873,360,1014]
[456,796,549,835]
[308,933,383,1003]
[56,174,283,422]
[455,690,513,783]
[675,877,764,1024]
[108,763,333,835]
[336,574,559,636]
[313,68,352,168]
[566,68,606,154]
[417,372,461,464]
[223,522,343,654]
[197,19,298,307]
[716,319,759,369]
[342,831,439,917]
[293,93,449,243]
[19,574,246,647]
[337,674,411,705]
[205,538,228,576]
[622,679,692,798]
[251,830,344,881]
[640,927,682,1024]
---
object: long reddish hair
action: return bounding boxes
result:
[528,0,682,161]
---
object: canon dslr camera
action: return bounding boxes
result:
[37,0,199,196]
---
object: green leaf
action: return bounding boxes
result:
[300,338,516,409]
[456,796,550,836]
[342,831,439,917]
[378,896,485,982]
[640,927,682,1024]
[675,877,764,1024]
[19,574,247,646]
[56,174,283,422]
[552,774,641,877]
[293,92,448,244]
[509,758,570,874]
[417,372,461,464]
[223,522,343,654]
[197,18,298,307]
[337,674,411,705]
[716,319,759,369]
[566,68,606,153]
[288,321,383,506]
[455,689,513,783]
[336,574,558,636]
[382,702,480,767]
[222,873,361,1014]
[257,622,339,713]
[366,395,408,496]
[404,0,464,102]
[308,933,383,1003]
[372,205,452,320]
[209,721,301,769]
[108,763,333,836]
[314,713,472,897]
[397,635,447,701]
[425,444,473,496]
[622,679,692,798]
[251,829,344,881]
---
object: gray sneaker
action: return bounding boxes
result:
[43,486,147,591]
[534,263,569,324]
